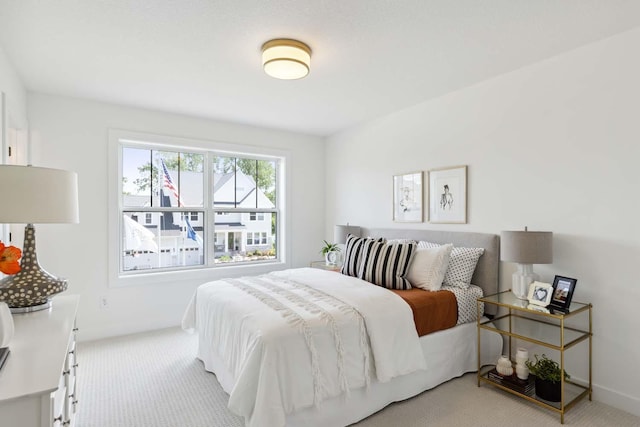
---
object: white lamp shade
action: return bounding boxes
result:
[501,230,552,264]
[334,225,361,245]
[0,165,79,224]
[262,39,311,80]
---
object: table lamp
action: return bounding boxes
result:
[0,165,79,313]
[334,224,361,246]
[333,224,361,265]
[501,227,553,299]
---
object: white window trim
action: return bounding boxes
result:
[108,129,291,288]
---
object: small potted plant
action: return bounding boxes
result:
[320,240,341,266]
[525,354,570,402]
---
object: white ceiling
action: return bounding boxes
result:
[1,1,639,136]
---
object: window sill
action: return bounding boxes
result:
[110,260,289,288]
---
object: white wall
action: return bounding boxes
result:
[326,28,640,415]
[0,44,27,128]
[0,45,28,247]
[27,93,325,341]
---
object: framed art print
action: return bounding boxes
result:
[527,281,553,307]
[428,165,467,223]
[550,275,577,311]
[393,172,423,223]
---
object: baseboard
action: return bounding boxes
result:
[77,319,181,343]
[572,375,640,417]
[592,381,640,417]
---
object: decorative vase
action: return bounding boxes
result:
[535,377,561,402]
[516,364,529,380]
[496,355,513,376]
[515,347,529,364]
[514,347,529,379]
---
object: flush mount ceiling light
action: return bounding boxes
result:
[262,39,312,80]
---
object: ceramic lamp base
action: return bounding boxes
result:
[9,300,52,313]
[0,224,67,311]
[512,263,538,299]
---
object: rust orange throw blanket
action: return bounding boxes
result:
[391,289,458,337]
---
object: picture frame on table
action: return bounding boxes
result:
[527,281,553,307]
[549,275,578,311]
[428,165,467,224]
[393,171,423,223]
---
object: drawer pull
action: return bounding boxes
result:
[72,363,79,368]
[53,415,63,423]
[73,327,79,332]
[69,349,75,355]
[63,369,70,376]
[63,421,71,426]
[73,399,79,405]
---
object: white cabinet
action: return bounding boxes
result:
[0,295,79,427]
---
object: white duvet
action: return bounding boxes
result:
[182,268,426,427]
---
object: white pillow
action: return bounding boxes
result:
[418,241,484,289]
[406,244,453,291]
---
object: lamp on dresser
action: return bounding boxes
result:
[500,227,553,299]
[0,165,79,313]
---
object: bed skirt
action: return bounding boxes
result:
[198,319,503,427]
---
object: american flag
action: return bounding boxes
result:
[160,158,202,245]
[160,158,184,207]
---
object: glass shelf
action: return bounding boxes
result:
[479,290,590,318]
[479,366,590,412]
[479,314,589,350]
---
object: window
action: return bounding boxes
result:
[119,142,281,274]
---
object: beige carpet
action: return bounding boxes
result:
[76,327,638,427]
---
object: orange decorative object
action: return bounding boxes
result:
[0,242,22,275]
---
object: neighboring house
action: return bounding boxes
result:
[122,168,274,271]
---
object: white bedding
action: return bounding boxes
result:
[182,268,426,427]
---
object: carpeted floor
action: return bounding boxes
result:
[76,327,639,427]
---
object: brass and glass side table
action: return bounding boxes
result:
[309,260,342,272]
[477,290,592,424]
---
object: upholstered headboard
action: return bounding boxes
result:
[361,228,500,316]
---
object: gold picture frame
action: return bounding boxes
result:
[393,171,423,223]
[428,165,467,223]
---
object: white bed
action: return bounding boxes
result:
[183,228,503,427]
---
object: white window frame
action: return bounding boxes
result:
[108,129,290,287]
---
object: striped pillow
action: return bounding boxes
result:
[340,234,384,277]
[358,240,416,290]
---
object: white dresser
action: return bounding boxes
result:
[0,295,79,427]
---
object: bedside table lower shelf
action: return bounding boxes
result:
[479,366,590,415]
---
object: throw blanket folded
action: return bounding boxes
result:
[390,288,458,336]
[182,268,426,427]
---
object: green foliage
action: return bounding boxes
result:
[320,240,341,255]
[134,152,204,194]
[218,255,232,262]
[525,354,570,383]
[216,157,276,204]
